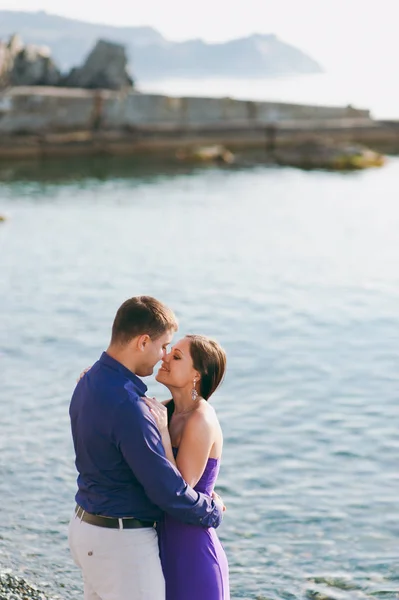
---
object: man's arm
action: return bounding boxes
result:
[114,394,223,528]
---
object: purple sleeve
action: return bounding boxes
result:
[114,394,222,528]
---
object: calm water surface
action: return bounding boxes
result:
[1,156,398,599]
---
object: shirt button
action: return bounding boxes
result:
[88,551,93,556]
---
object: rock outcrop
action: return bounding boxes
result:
[0,35,133,90]
[176,145,235,164]
[0,34,19,86]
[274,139,385,170]
[64,40,133,90]
[0,34,60,87]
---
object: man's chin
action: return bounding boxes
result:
[137,366,154,378]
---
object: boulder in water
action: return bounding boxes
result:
[176,145,235,164]
[64,39,133,90]
[274,139,385,170]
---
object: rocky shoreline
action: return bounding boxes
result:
[0,571,58,600]
[0,35,132,90]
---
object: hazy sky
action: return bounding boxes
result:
[0,0,397,72]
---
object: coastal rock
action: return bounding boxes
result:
[0,35,19,86]
[0,572,55,600]
[1,35,132,90]
[10,45,61,86]
[176,145,235,164]
[0,34,60,87]
[7,33,24,56]
[274,139,385,170]
[0,43,8,85]
[64,39,133,90]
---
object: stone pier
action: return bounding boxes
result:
[0,86,397,159]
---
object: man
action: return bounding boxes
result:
[68,296,224,600]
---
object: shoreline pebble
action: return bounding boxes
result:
[0,571,58,600]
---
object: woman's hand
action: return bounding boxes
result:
[144,397,169,435]
[212,491,226,512]
[77,366,91,382]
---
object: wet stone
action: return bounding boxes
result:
[0,572,58,600]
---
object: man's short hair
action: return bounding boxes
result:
[111,296,178,345]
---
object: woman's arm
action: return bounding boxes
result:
[175,411,214,488]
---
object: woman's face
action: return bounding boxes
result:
[155,337,199,390]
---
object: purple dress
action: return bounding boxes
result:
[158,447,230,600]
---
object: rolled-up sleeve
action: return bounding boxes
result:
[114,393,222,529]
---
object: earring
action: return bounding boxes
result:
[191,378,198,402]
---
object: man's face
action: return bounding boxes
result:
[136,330,174,377]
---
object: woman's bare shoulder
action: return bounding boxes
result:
[184,401,223,457]
[189,400,219,428]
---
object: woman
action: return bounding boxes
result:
[144,334,229,600]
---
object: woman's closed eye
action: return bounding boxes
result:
[172,354,181,360]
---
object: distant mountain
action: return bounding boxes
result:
[0,10,323,81]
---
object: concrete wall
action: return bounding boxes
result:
[2,86,395,160]
[0,86,372,134]
[101,93,373,129]
[0,87,97,133]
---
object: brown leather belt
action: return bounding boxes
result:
[75,504,155,529]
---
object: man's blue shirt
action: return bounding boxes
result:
[69,352,222,528]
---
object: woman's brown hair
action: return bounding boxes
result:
[186,335,226,400]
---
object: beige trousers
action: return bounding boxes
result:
[68,513,165,600]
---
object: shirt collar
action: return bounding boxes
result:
[99,352,148,396]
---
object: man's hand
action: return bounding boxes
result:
[212,491,226,512]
